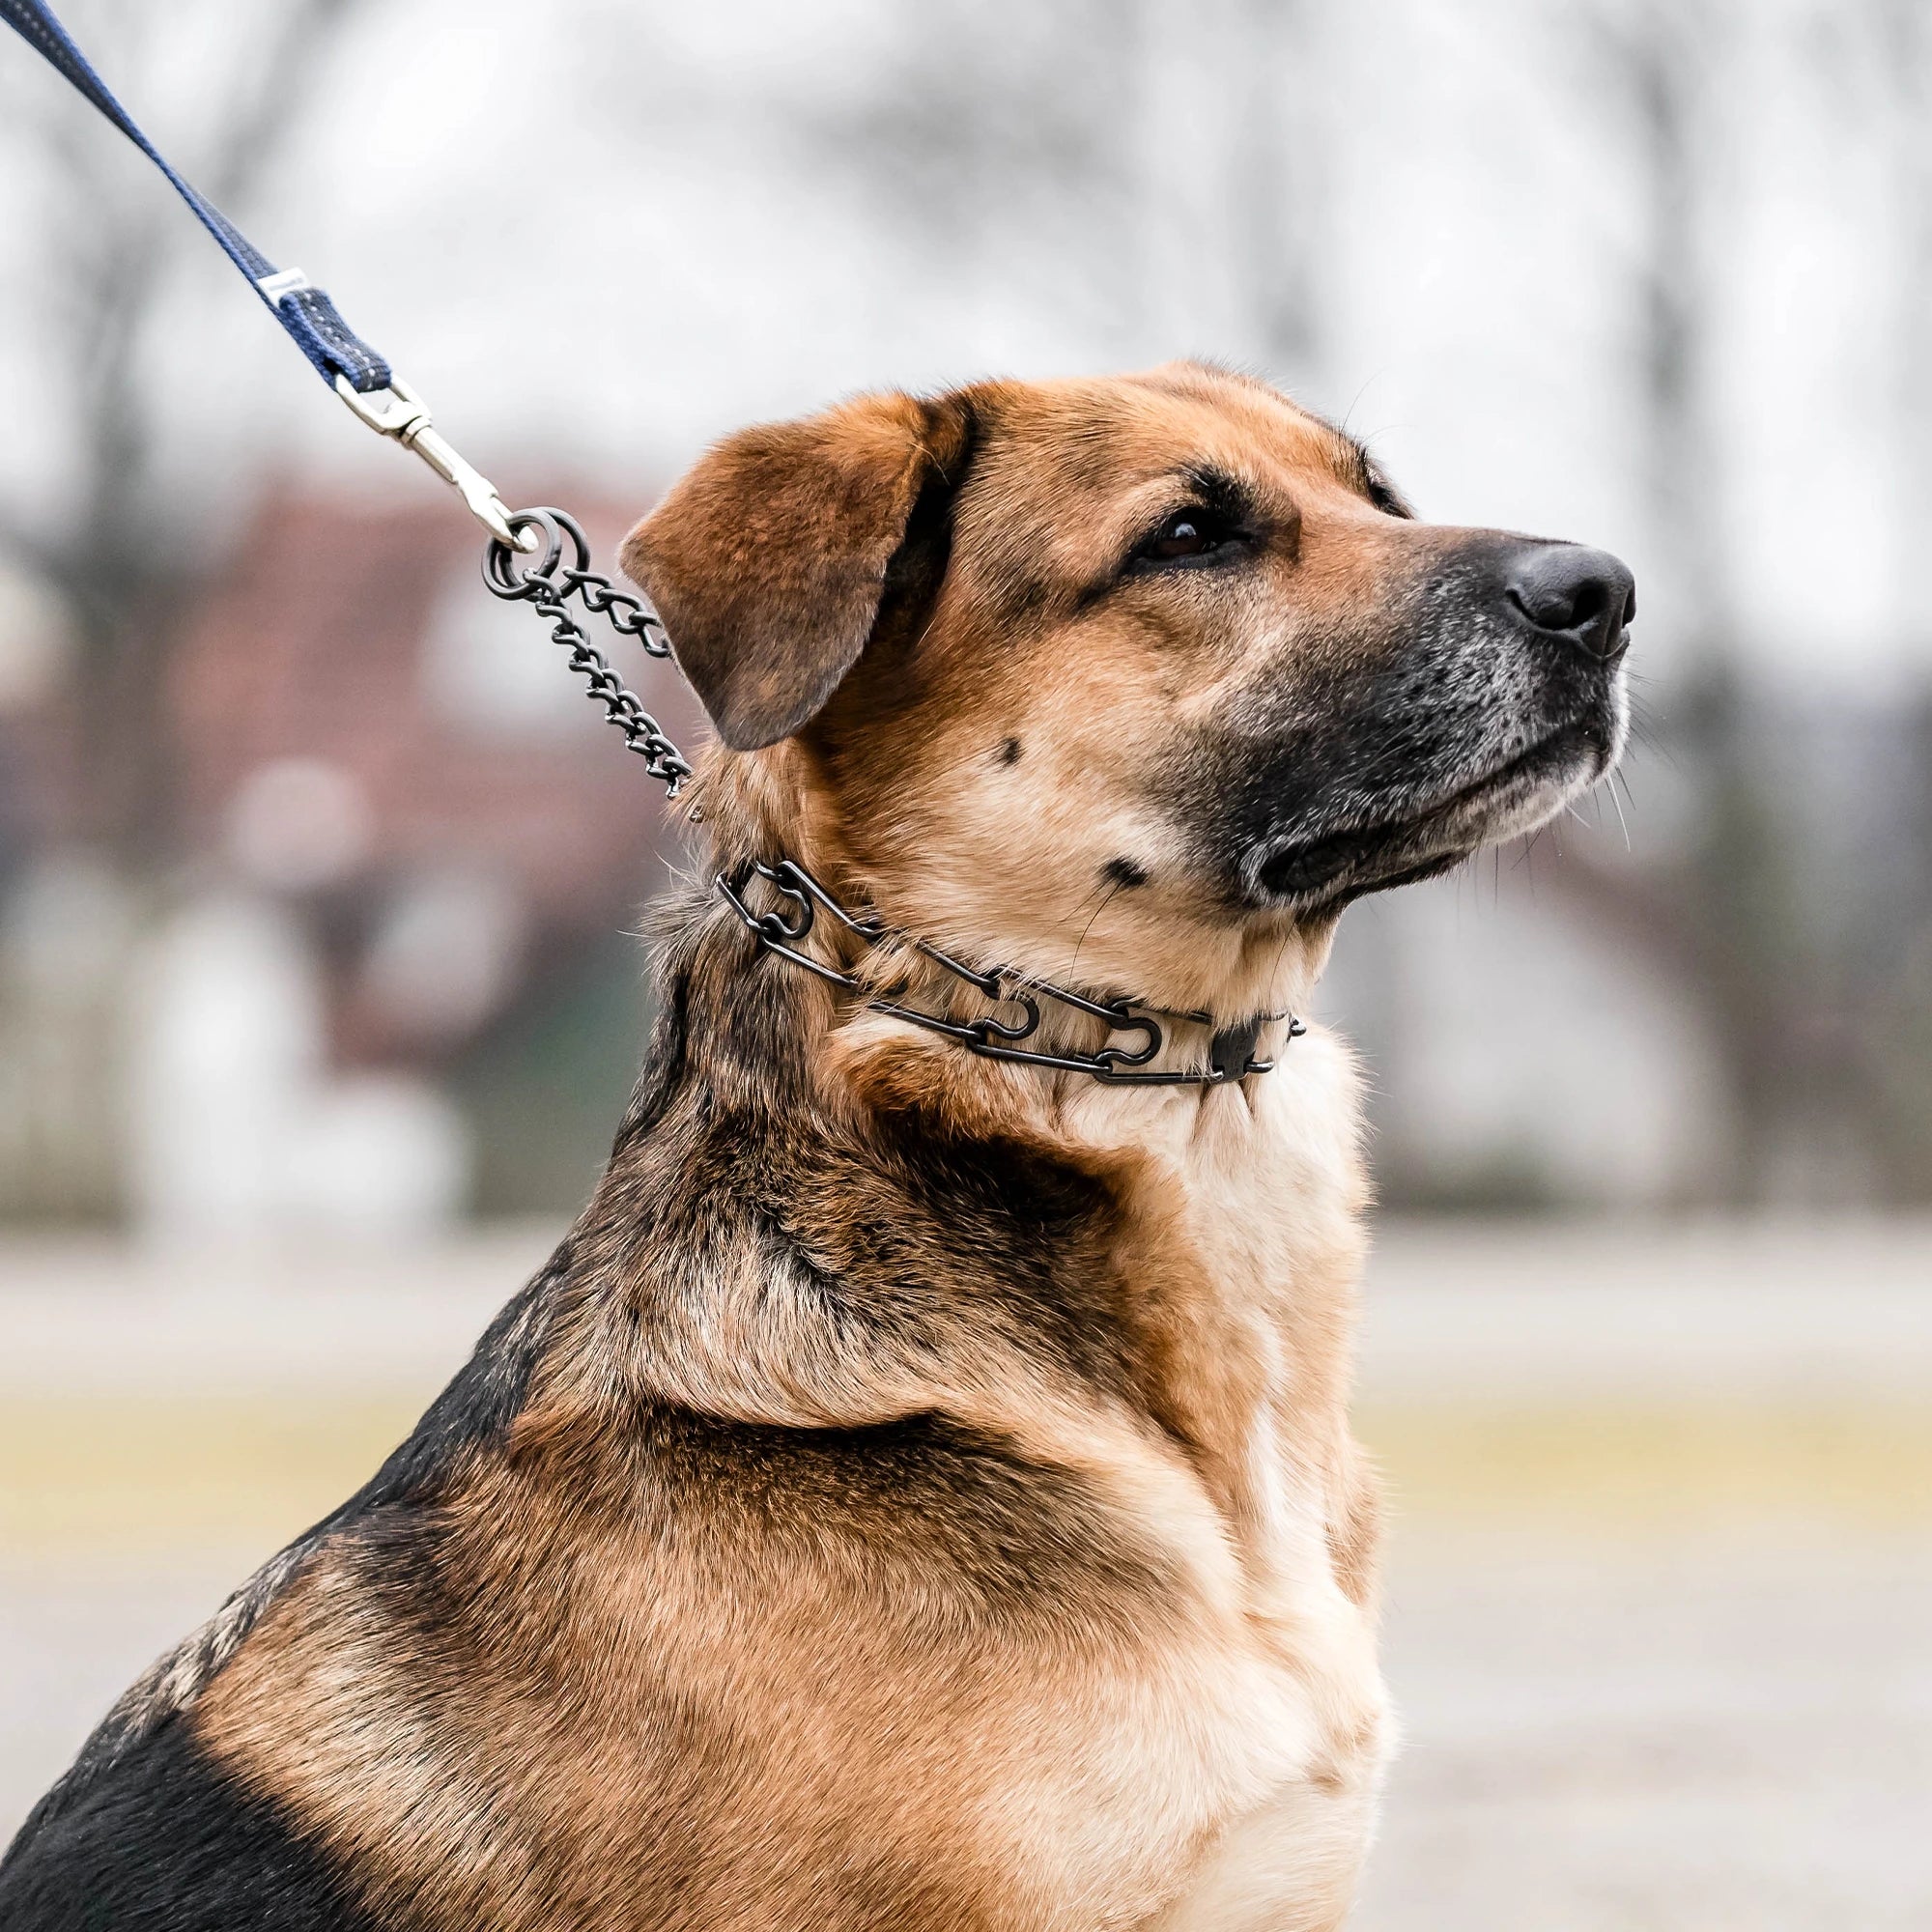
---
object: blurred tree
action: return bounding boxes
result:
[779,1,1159,359]
[1554,0,1932,1205]
[703,0,1330,397]
[1227,0,1325,388]
[0,0,370,1219]
[0,0,369,864]
[1866,0,1932,1198]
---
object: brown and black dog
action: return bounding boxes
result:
[0,363,1630,1930]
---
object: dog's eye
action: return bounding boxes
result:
[1132,507,1240,568]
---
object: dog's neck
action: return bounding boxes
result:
[581,759,1373,1601]
[718,853,1301,1087]
[690,752,1333,1111]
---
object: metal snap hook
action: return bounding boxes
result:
[335,373,533,549]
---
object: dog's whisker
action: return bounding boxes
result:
[1066,882,1123,981]
[1608,775,1634,850]
[1512,827,1550,872]
[1264,929,1295,1011]
[1054,876,1114,929]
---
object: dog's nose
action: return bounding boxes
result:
[1504,544,1635,661]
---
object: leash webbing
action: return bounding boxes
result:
[1,0,388,393]
[3,0,529,547]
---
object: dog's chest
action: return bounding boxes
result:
[1075,1030,1370,1591]
[1046,1037,1390,1924]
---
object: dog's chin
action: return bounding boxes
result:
[1244,718,1614,915]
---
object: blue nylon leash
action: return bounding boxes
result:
[2,0,695,785]
[2,0,526,546]
[1,0,388,391]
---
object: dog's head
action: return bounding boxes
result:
[623,364,1630,1009]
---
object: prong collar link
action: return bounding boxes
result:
[717,858,1304,1087]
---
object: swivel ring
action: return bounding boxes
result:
[483,507,592,601]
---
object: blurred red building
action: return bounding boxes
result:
[160,488,702,1209]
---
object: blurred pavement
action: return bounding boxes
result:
[3,1216,1929,1927]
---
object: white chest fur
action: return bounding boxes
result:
[1061,1025,1393,1929]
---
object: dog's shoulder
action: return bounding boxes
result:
[0,1243,572,1885]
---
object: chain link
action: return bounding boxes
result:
[482,507,692,796]
[718,858,1302,1086]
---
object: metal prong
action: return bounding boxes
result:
[334,374,536,550]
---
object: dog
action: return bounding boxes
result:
[0,362,1630,1930]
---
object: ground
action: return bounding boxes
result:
[3,1219,1929,1928]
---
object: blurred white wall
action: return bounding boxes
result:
[127,893,468,1242]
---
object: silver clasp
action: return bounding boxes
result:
[334,375,537,551]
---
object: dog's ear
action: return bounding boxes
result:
[621,391,974,752]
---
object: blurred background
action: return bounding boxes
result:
[0,1,1927,1924]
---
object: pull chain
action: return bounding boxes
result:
[482,509,692,797]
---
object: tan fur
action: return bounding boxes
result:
[200,1037,1386,1930]
[161,364,1623,1930]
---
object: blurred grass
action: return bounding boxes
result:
[4,1393,1929,1555]
[0,1397,422,1551]
[1362,1402,1932,1531]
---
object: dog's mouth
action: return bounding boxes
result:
[1247,717,1610,911]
